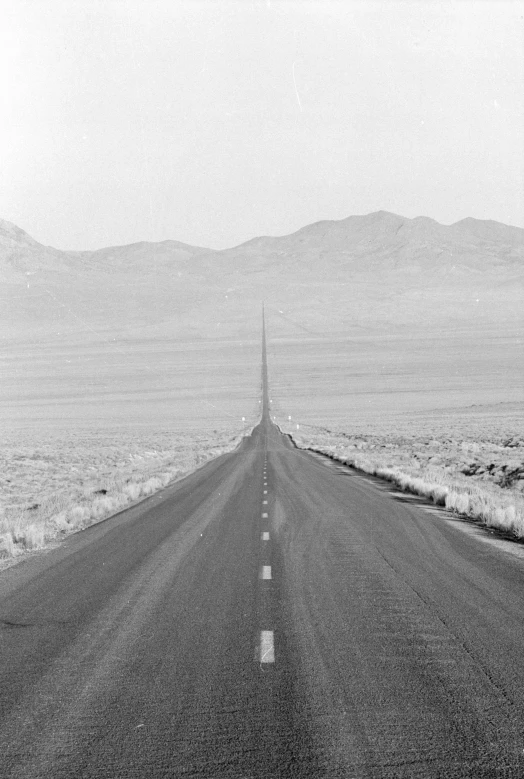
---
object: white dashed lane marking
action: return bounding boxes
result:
[259,460,274,664]
[259,631,275,663]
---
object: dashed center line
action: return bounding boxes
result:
[259,457,274,665]
[259,630,275,663]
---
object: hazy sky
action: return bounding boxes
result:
[1,0,523,250]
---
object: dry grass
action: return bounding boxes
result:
[0,426,247,561]
[278,407,524,538]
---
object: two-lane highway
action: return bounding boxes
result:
[2,321,524,776]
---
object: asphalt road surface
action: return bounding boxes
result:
[2,324,524,777]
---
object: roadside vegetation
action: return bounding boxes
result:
[279,408,524,539]
[0,426,247,562]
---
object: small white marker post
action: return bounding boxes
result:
[262,512,268,518]
[261,565,272,580]
[262,532,270,541]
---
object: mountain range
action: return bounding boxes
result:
[1,211,522,342]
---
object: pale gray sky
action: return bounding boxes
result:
[1,0,523,250]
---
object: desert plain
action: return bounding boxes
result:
[1,211,523,560]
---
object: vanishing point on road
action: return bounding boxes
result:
[1,315,524,778]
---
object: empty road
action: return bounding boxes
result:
[2,322,524,777]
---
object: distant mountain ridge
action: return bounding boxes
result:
[227,210,524,249]
[0,217,209,277]
[2,210,523,264]
[1,211,522,341]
